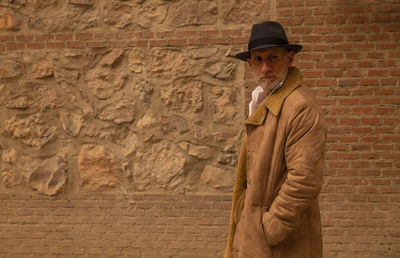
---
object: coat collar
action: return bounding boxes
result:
[245,66,303,125]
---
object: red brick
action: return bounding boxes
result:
[36,34,54,41]
[376,43,397,50]
[353,127,373,134]
[15,35,35,41]
[339,98,359,105]
[304,16,324,25]
[87,41,106,48]
[378,58,397,68]
[302,53,323,60]
[148,39,166,47]
[106,41,125,47]
[325,35,344,42]
[323,53,344,60]
[376,107,395,115]
[302,35,323,43]
[383,98,400,104]
[336,61,355,68]
[373,144,393,151]
[135,31,154,38]
[361,136,379,142]
[390,68,400,76]
[352,144,372,151]
[333,43,353,50]
[358,60,375,67]
[211,38,231,44]
[339,6,364,13]
[325,16,347,24]
[384,24,400,32]
[75,33,94,40]
[0,35,14,42]
[354,43,375,50]
[313,8,333,15]
[189,38,209,45]
[6,43,25,50]
[167,39,187,46]
[312,44,330,51]
[94,32,115,39]
[199,30,219,36]
[339,153,359,160]
[232,37,248,44]
[156,31,175,38]
[47,42,65,49]
[317,98,336,106]
[359,25,381,33]
[383,136,400,142]
[278,9,294,17]
[369,33,391,41]
[128,40,148,47]
[340,136,358,143]
[348,178,368,185]
[353,107,373,114]
[360,98,381,105]
[337,26,358,33]
[367,52,385,59]
[66,41,86,48]
[360,118,380,125]
[349,15,369,23]
[329,107,349,115]
[276,17,303,26]
[347,34,367,41]
[176,30,198,37]
[27,43,45,49]
[55,33,73,40]
[374,89,394,95]
[316,79,336,86]
[222,29,241,37]
[339,118,359,125]
[303,70,323,78]
[345,70,362,77]
[383,118,400,124]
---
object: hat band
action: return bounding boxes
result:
[248,37,289,51]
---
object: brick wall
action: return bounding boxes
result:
[0,193,231,257]
[1,0,400,257]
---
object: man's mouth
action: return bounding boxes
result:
[262,76,274,80]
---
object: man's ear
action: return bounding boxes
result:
[288,51,295,66]
[246,58,252,69]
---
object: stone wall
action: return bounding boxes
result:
[0,0,248,196]
[1,0,400,257]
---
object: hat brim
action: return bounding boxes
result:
[234,44,303,61]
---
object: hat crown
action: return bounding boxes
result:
[233,20,302,61]
[248,21,289,51]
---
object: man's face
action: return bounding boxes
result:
[247,47,295,94]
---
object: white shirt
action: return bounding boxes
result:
[248,80,285,117]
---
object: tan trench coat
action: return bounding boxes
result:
[224,67,327,258]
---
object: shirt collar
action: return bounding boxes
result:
[245,66,303,125]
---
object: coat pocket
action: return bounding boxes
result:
[261,211,290,246]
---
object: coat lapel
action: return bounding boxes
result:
[245,66,303,126]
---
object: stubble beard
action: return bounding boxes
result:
[258,68,289,95]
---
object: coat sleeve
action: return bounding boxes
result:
[262,102,327,246]
[224,136,247,258]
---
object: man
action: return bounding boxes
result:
[224,21,327,257]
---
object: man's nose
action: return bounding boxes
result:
[261,62,272,72]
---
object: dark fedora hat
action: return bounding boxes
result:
[235,21,302,61]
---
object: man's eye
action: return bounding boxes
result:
[255,57,263,63]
